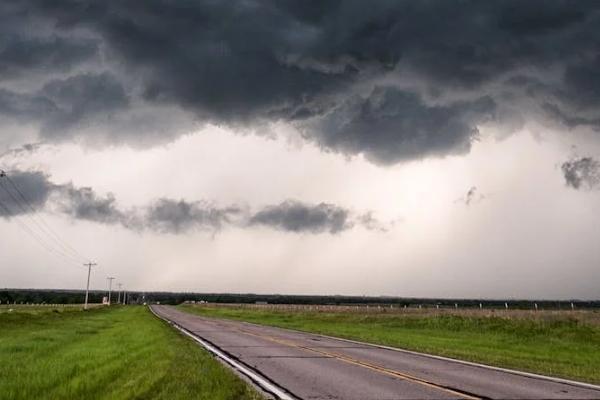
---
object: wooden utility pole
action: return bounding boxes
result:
[107,277,115,305]
[117,283,123,304]
[83,262,97,310]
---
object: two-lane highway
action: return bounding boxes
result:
[151,305,600,400]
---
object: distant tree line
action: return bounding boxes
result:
[0,289,104,305]
[1,289,599,309]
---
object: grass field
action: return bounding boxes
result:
[179,304,600,384]
[0,305,262,400]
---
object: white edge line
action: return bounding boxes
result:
[148,306,296,400]
[232,317,600,392]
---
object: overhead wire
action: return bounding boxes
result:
[1,172,90,262]
[0,198,84,268]
[0,170,91,267]
[0,180,84,264]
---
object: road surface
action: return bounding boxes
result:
[150,305,600,400]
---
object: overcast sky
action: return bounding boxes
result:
[1,1,600,299]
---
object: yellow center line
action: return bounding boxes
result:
[234,327,481,400]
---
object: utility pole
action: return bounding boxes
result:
[117,283,123,304]
[83,262,97,310]
[107,277,115,305]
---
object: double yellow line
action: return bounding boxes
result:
[235,327,481,400]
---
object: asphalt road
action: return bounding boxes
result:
[151,305,600,400]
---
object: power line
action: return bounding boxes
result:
[107,277,115,305]
[83,262,97,310]
[0,169,103,308]
[3,172,89,262]
[117,283,123,304]
[0,179,82,263]
[0,198,83,267]
[0,172,88,263]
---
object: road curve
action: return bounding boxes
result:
[150,305,600,400]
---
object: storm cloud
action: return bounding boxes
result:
[0,73,129,140]
[0,36,97,81]
[309,88,495,164]
[1,1,600,162]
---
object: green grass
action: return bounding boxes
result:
[178,305,600,384]
[0,306,262,400]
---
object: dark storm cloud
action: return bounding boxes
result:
[0,36,97,81]
[249,200,351,234]
[561,157,600,190]
[0,73,128,138]
[2,1,600,161]
[145,199,243,234]
[0,2,99,81]
[309,87,495,164]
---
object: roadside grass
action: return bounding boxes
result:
[178,304,600,384]
[0,306,262,400]
[0,304,102,315]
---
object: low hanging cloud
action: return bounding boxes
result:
[53,184,127,225]
[561,157,600,190]
[0,169,128,223]
[0,170,55,216]
[1,2,600,163]
[0,169,386,234]
[145,199,243,234]
[248,200,351,234]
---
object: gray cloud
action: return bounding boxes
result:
[0,36,97,81]
[1,1,599,162]
[0,170,55,217]
[0,168,128,224]
[309,87,495,165]
[0,73,129,140]
[561,157,600,190]
[145,199,243,234]
[0,143,42,159]
[0,2,98,81]
[249,200,351,234]
[0,169,384,234]
[54,184,126,225]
